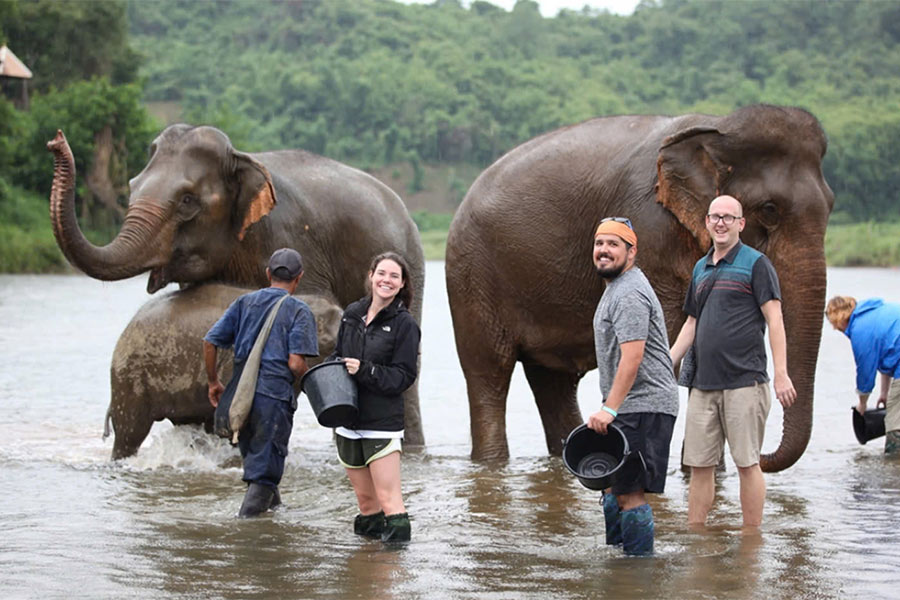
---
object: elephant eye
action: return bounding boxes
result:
[181,193,198,205]
[759,201,780,225]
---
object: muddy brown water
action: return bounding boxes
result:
[1,263,898,599]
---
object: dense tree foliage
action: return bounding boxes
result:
[0,0,156,228]
[1,0,898,270]
[123,0,900,221]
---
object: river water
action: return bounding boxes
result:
[1,262,898,599]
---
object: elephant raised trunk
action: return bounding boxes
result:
[47,130,171,289]
[759,250,827,473]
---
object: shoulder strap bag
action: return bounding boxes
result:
[214,294,289,444]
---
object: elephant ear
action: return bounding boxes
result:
[655,125,727,251]
[233,151,277,241]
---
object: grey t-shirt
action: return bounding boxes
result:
[593,267,679,417]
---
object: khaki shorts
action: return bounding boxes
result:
[886,378,900,433]
[683,382,771,468]
[336,435,402,469]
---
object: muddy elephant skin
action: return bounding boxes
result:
[106,284,342,460]
[48,126,425,444]
[446,105,834,471]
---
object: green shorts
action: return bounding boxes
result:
[336,435,402,469]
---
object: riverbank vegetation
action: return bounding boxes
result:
[1,0,899,271]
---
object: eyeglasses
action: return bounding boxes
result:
[707,214,743,225]
[601,216,633,230]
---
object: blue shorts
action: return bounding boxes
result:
[611,412,676,496]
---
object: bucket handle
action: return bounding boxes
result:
[625,450,647,474]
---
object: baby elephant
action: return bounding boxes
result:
[104,283,342,459]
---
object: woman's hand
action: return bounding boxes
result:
[343,357,360,375]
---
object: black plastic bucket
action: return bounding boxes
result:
[563,423,642,491]
[852,407,886,445]
[300,361,358,428]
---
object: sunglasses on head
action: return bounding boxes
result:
[600,216,634,230]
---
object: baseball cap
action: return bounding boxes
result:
[268,248,303,280]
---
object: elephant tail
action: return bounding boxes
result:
[102,406,112,439]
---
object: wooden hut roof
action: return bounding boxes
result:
[0,45,33,79]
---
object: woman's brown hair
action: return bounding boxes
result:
[366,251,413,308]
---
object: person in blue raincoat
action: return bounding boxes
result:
[826,296,900,454]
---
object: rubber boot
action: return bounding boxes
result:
[885,430,900,455]
[601,492,623,546]
[621,503,654,556]
[238,482,275,518]
[354,511,385,539]
[381,512,411,543]
[270,487,282,510]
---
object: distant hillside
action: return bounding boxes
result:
[127,0,900,221]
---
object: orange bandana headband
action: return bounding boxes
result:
[594,219,637,248]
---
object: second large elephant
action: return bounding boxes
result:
[446,104,834,471]
[106,284,343,460]
[48,126,425,444]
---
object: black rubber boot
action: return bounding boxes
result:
[238,482,275,518]
[270,487,282,510]
[381,512,411,543]
[354,511,385,539]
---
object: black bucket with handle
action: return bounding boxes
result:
[852,406,886,445]
[562,423,645,491]
[300,361,358,428]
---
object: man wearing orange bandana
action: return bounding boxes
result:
[587,217,679,556]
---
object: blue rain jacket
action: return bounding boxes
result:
[845,298,900,393]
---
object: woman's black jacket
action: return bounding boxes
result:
[328,295,420,432]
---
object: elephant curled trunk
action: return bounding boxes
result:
[759,253,827,473]
[47,130,171,288]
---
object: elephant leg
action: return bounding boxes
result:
[455,330,517,461]
[522,363,583,456]
[110,410,154,460]
[401,346,424,447]
[402,385,424,447]
[466,365,515,461]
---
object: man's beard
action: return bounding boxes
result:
[596,262,625,280]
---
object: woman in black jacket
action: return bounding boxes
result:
[331,252,420,543]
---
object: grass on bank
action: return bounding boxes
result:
[418,219,900,265]
[0,182,67,273]
[824,222,900,267]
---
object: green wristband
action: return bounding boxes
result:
[601,405,618,418]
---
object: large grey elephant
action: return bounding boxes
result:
[47,127,425,444]
[105,284,343,459]
[446,104,834,472]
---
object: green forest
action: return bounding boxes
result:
[1,0,899,270]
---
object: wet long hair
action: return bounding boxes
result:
[366,251,413,308]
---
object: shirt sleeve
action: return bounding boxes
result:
[683,269,699,318]
[203,299,241,349]
[355,315,421,396]
[852,335,878,394]
[752,256,782,307]
[326,313,347,362]
[289,301,319,357]
[612,290,651,344]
